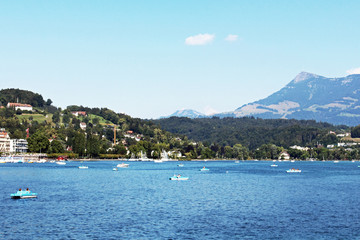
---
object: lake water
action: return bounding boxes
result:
[1,161,360,239]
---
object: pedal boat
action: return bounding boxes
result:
[169,175,189,181]
[11,190,37,199]
[200,167,209,171]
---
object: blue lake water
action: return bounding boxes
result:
[1,160,360,239]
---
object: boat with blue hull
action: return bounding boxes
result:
[11,189,37,199]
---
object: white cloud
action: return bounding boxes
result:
[185,33,215,46]
[346,67,360,75]
[225,34,238,42]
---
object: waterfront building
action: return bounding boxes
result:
[279,151,290,160]
[11,139,28,153]
[0,128,11,153]
[0,128,28,153]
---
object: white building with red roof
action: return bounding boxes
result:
[7,103,33,111]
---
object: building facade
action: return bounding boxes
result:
[0,128,28,153]
[7,103,33,111]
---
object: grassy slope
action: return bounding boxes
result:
[17,113,53,123]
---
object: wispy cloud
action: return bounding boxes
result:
[185,33,215,46]
[225,34,238,42]
[346,67,360,75]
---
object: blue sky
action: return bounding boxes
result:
[1,0,359,118]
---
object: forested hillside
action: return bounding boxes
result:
[155,117,347,150]
[0,88,51,107]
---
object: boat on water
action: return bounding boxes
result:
[286,168,301,173]
[177,163,184,167]
[56,161,66,165]
[154,159,163,163]
[271,164,278,167]
[334,160,339,163]
[117,163,129,168]
[200,167,209,171]
[169,175,189,181]
[0,160,5,163]
[11,189,37,199]
[113,167,118,171]
[79,166,88,169]
[234,160,240,163]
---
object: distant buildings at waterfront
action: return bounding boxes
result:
[0,128,28,153]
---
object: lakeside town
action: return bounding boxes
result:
[1,99,360,163]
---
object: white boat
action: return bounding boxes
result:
[271,164,278,167]
[177,163,184,167]
[79,166,88,169]
[113,167,118,171]
[56,161,66,165]
[234,160,240,163]
[286,168,301,173]
[169,175,189,181]
[334,160,339,163]
[154,159,163,163]
[116,163,129,168]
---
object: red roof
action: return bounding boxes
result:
[7,103,32,108]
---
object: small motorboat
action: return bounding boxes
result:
[117,163,129,168]
[234,160,240,163]
[177,163,184,167]
[56,161,66,165]
[286,168,301,173]
[169,175,189,181]
[79,166,88,169]
[11,189,37,199]
[200,167,209,171]
[113,167,118,171]
[271,164,278,167]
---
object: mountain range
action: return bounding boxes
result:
[166,72,360,126]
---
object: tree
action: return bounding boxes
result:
[73,132,86,156]
[87,134,100,157]
[46,99,53,106]
[52,112,60,124]
[27,131,50,153]
[351,125,360,138]
[48,140,64,153]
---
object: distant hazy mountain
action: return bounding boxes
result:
[215,72,360,126]
[162,109,206,119]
